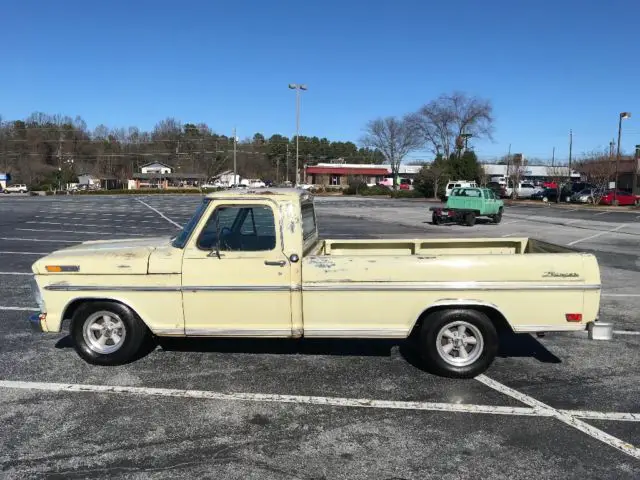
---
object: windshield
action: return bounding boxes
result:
[171,199,211,248]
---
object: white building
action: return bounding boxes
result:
[140,162,172,174]
[481,164,580,182]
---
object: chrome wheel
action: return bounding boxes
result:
[82,311,127,354]
[436,321,484,367]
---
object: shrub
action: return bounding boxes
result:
[361,185,391,196]
[390,189,425,199]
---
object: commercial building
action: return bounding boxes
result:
[304,162,423,186]
[129,162,206,189]
[481,164,581,183]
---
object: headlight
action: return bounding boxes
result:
[30,277,46,312]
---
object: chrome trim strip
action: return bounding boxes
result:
[182,285,291,292]
[45,282,601,293]
[303,329,407,338]
[152,328,185,335]
[302,282,601,292]
[185,328,292,336]
[513,324,588,332]
[46,284,300,292]
[45,285,182,292]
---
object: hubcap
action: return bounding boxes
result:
[436,321,484,367]
[82,311,126,354]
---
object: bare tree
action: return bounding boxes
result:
[410,92,494,158]
[509,154,527,198]
[361,116,421,189]
[573,149,614,204]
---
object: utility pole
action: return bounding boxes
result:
[568,130,573,173]
[552,146,555,166]
[633,145,640,195]
[233,127,237,187]
[505,144,512,184]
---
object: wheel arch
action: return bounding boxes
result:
[62,296,149,331]
[409,299,513,338]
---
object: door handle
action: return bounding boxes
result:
[264,260,287,267]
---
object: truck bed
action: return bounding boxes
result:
[309,238,574,256]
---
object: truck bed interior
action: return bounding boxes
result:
[309,238,575,256]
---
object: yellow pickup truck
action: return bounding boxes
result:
[29,189,601,378]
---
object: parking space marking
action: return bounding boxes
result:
[136,199,182,229]
[0,306,38,311]
[602,293,640,297]
[594,211,609,216]
[0,251,49,256]
[0,272,32,275]
[0,379,638,424]
[566,224,626,246]
[16,228,146,236]
[476,375,640,459]
[613,330,640,336]
[0,237,79,243]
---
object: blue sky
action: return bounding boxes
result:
[1,0,639,162]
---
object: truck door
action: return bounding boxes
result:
[181,200,293,336]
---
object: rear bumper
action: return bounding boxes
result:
[28,313,46,333]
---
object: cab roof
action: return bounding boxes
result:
[205,187,312,201]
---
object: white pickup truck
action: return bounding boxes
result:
[29,189,601,378]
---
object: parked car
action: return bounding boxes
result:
[531,187,572,202]
[29,188,601,378]
[570,188,604,204]
[487,181,507,198]
[4,184,28,193]
[599,190,640,206]
[430,187,504,226]
[505,182,537,199]
[443,180,477,200]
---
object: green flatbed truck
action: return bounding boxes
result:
[429,187,504,226]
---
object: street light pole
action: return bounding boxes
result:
[288,83,307,186]
[615,112,631,204]
[233,127,237,187]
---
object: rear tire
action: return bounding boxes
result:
[464,212,476,226]
[418,309,498,378]
[71,301,149,366]
[432,212,441,225]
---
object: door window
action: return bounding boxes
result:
[197,205,276,251]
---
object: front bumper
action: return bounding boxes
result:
[29,313,46,332]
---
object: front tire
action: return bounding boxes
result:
[418,309,498,378]
[432,212,441,225]
[71,301,149,365]
[492,209,503,224]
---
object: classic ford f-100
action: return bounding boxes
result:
[29,189,601,378]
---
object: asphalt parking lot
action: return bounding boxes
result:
[0,194,638,479]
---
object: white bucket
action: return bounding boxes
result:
[588,322,614,341]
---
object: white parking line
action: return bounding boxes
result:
[0,251,49,256]
[0,379,638,425]
[476,375,640,460]
[566,224,626,246]
[0,237,79,243]
[16,228,145,236]
[0,272,32,275]
[602,293,640,298]
[0,306,38,311]
[136,199,182,229]
[594,211,609,216]
[613,330,640,336]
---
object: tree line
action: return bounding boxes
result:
[0,113,383,188]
